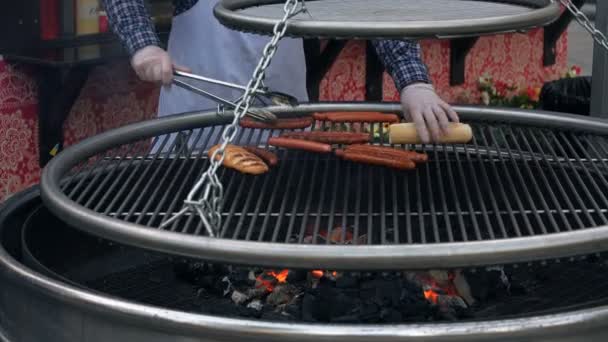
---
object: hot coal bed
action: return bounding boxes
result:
[23,208,608,325]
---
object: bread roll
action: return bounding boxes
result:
[388,123,473,144]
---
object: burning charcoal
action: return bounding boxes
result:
[231,290,250,305]
[267,284,300,306]
[246,299,264,312]
[247,286,269,300]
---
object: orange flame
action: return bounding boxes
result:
[256,269,289,292]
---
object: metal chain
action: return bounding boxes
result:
[161,0,302,236]
[560,0,608,51]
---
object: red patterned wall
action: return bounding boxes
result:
[0,28,568,202]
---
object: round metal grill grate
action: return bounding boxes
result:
[213,0,561,38]
[41,104,608,269]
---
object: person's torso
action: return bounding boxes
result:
[158,0,309,117]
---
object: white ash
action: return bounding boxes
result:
[246,299,264,311]
[231,290,250,305]
[221,276,233,297]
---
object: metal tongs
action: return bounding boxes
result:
[172,70,299,123]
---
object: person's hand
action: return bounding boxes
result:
[400,83,459,143]
[131,46,189,85]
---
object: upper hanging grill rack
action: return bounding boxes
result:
[213,0,561,39]
[41,104,608,270]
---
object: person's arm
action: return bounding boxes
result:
[102,0,181,84]
[371,40,430,90]
[103,0,161,55]
[372,40,458,143]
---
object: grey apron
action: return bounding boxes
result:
[156,0,308,151]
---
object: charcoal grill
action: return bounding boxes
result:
[39,104,608,269]
[214,0,561,39]
[2,187,608,341]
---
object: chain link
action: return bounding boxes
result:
[560,0,608,52]
[160,0,302,236]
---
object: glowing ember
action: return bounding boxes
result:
[424,288,440,304]
[311,270,324,279]
[256,269,289,292]
[413,271,462,306]
[272,269,289,283]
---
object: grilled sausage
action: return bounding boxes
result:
[313,112,400,123]
[208,145,269,175]
[345,144,428,163]
[339,150,416,170]
[242,146,279,166]
[268,137,332,153]
[240,116,313,130]
[280,131,371,144]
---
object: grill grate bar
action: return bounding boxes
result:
[549,132,604,226]
[527,130,581,230]
[123,133,188,223]
[194,129,249,236]
[326,155,342,244]
[93,138,159,213]
[104,134,172,218]
[110,207,608,219]
[471,129,508,239]
[503,128,554,234]
[225,128,267,239]
[425,150,440,243]
[478,125,522,237]
[562,132,608,225]
[443,141,468,241]
[517,128,571,233]
[452,142,482,240]
[271,149,303,242]
[496,129,545,235]
[68,148,117,200]
[153,130,206,228]
[171,127,224,233]
[432,144,454,242]
[84,143,138,209]
[256,140,292,241]
[135,131,196,226]
[220,128,258,237]
[463,141,494,240]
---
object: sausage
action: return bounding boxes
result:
[242,146,279,166]
[339,151,416,170]
[313,112,400,123]
[280,131,371,144]
[346,144,428,163]
[268,137,332,153]
[240,116,313,130]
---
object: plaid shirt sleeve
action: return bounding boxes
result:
[372,40,431,91]
[102,0,162,55]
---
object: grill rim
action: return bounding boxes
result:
[213,0,561,39]
[41,103,608,270]
[3,189,608,342]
